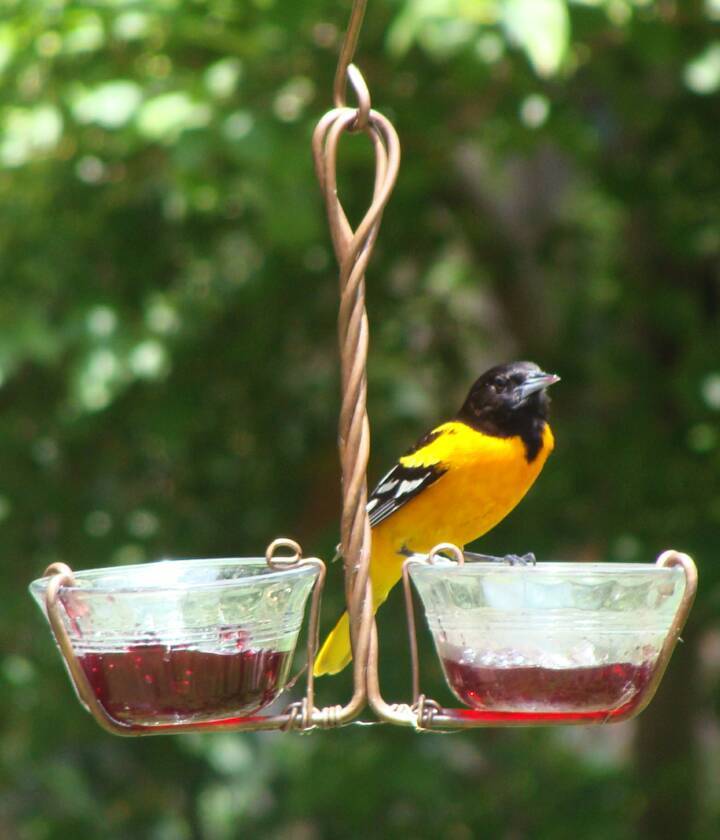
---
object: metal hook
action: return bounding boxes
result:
[265,537,303,569]
[333,0,369,110]
[427,542,465,566]
[346,63,371,132]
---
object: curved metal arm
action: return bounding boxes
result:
[609,550,698,722]
[369,546,699,730]
[44,565,136,736]
[42,544,332,736]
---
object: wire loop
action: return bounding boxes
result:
[346,64,371,131]
[265,537,303,569]
[313,96,400,715]
[43,561,75,581]
[413,694,442,729]
[427,542,465,566]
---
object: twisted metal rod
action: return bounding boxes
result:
[312,74,400,721]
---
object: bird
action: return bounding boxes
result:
[313,360,560,677]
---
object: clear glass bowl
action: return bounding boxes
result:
[409,557,686,720]
[30,558,319,727]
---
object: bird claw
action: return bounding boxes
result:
[504,552,536,567]
[463,551,537,566]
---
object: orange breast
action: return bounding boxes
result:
[376,422,554,555]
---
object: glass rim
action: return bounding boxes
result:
[29,556,319,597]
[407,558,683,578]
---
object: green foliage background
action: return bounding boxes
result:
[2,1,719,837]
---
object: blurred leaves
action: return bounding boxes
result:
[684,42,720,95]
[502,0,570,76]
[387,0,570,73]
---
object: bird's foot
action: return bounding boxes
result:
[504,552,536,567]
[455,551,537,566]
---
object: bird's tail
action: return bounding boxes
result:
[313,611,353,676]
[313,541,401,677]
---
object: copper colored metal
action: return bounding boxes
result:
[265,538,326,725]
[311,12,400,723]
[44,565,135,736]
[42,543,329,735]
[333,0,368,113]
[369,546,698,730]
[612,550,698,721]
[402,543,464,704]
[312,103,400,719]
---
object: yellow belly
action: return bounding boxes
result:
[369,421,554,602]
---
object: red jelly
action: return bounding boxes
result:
[441,658,654,722]
[78,643,292,726]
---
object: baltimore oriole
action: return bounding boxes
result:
[313,361,559,677]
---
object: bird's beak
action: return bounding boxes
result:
[516,371,561,402]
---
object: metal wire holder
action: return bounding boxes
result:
[365,545,698,730]
[42,540,341,734]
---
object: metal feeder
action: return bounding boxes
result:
[366,544,697,730]
[31,0,698,734]
[30,542,337,734]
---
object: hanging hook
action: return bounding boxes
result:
[346,63,371,131]
[312,0,400,725]
[333,0,369,109]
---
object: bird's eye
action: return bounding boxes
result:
[491,377,508,393]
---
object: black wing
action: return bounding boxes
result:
[366,457,447,528]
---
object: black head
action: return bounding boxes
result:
[457,362,560,455]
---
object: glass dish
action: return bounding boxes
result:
[30,558,319,727]
[408,556,686,721]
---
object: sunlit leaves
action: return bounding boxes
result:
[71,80,143,128]
[701,373,720,411]
[63,10,105,54]
[144,295,181,335]
[75,347,123,411]
[388,0,570,76]
[0,104,62,166]
[388,0,498,57]
[128,339,169,379]
[136,92,212,141]
[86,305,118,338]
[684,43,720,94]
[112,11,152,41]
[272,76,315,122]
[0,23,15,73]
[501,0,570,77]
[204,57,243,99]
